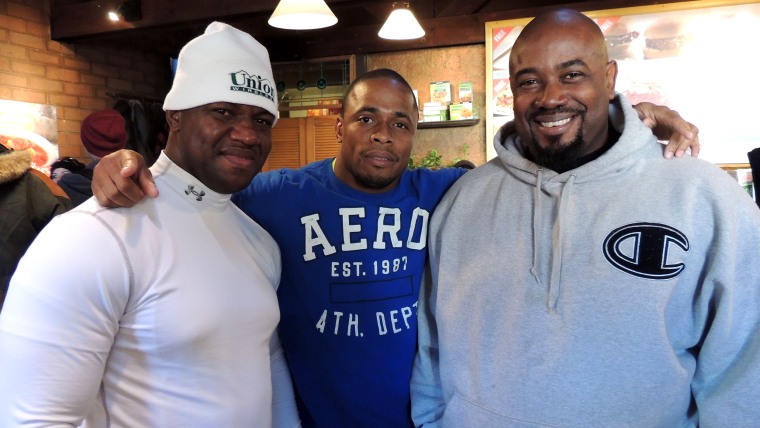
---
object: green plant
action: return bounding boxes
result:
[408,144,471,170]
[409,149,443,169]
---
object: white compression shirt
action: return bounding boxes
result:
[0,152,299,427]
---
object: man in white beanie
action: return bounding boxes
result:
[0,22,300,428]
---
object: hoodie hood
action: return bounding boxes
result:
[493,94,656,186]
[492,94,660,310]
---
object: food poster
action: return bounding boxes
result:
[0,100,59,175]
[485,1,760,164]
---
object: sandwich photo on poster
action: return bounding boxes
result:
[0,100,59,175]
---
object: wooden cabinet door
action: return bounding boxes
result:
[264,115,340,172]
[306,116,340,164]
[263,118,306,172]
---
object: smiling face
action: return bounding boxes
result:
[334,77,418,193]
[164,102,274,194]
[509,9,618,170]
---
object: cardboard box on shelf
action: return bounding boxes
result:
[449,104,463,120]
[458,82,473,103]
[423,102,448,122]
[461,102,474,119]
[449,102,475,121]
[430,81,452,104]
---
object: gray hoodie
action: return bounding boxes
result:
[411,95,760,427]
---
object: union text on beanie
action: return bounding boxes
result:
[162,22,278,124]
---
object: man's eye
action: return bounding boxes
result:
[519,79,539,88]
[564,72,583,80]
[256,118,274,127]
[358,116,372,123]
[394,122,408,129]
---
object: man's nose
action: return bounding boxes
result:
[371,123,392,144]
[535,81,568,108]
[230,118,263,144]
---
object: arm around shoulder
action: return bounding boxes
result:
[92,149,158,208]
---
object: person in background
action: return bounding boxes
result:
[52,108,128,206]
[748,147,760,209]
[0,144,71,309]
[91,65,699,426]
[411,9,760,426]
[451,159,476,170]
[0,22,299,427]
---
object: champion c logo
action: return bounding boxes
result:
[603,222,689,279]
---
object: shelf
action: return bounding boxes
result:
[417,118,480,129]
[279,103,342,112]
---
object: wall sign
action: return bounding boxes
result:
[485,0,760,166]
[0,100,59,174]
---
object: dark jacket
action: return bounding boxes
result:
[57,161,96,207]
[0,146,71,308]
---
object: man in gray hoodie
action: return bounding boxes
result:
[412,8,760,427]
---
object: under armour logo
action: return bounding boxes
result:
[185,184,205,201]
[603,222,689,280]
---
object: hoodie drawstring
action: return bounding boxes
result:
[528,169,577,311]
[547,174,576,311]
[529,169,543,284]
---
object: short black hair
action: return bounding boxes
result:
[340,68,418,117]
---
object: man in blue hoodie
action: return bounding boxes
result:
[412,9,760,427]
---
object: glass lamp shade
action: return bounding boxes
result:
[268,0,338,30]
[378,7,425,40]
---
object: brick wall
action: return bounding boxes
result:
[0,0,169,162]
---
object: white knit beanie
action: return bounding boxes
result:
[163,22,278,124]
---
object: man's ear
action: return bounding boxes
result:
[165,110,181,131]
[335,116,344,143]
[606,60,618,100]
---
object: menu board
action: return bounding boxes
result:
[485,1,760,165]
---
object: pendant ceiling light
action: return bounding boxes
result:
[107,0,142,22]
[378,2,425,40]
[268,0,338,30]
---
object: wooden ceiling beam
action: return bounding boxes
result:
[49,0,368,40]
[435,0,491,17]
[51,0,686,61]
[50,0,271,39]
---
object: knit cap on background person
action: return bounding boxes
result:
[55,109,127,207]
[81,109,128,160]
[163,21,278,123]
